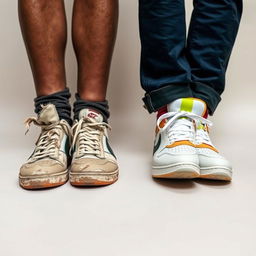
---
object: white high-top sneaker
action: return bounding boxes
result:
[152,98,209,179]
[19,104,71,189]
[70,109,118,186]
[196,121,232,181]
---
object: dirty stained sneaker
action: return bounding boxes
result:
[152,98,211,179]
[19,104,71,189]
[70,109,118,186]
[196,120,232,181]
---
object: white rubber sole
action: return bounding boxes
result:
[69,169,119,186]
[152,163,200,179]
[200,167,232,181]
[19,170,68,189]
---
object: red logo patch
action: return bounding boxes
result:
[88,112,98,119]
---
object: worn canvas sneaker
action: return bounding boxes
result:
[152,98,209,179]
[19,104,71,189]
[196,119,232,181]
[70,109,118,186]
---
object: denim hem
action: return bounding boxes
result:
[142,84,193,113]
[191,82,222,115]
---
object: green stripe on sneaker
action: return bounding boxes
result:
[180,98,193,112]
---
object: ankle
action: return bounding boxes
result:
[73,93,110,122]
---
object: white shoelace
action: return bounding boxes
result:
[157,111,212,144]
[71,118,111,158]
[25,118,71,161]
[195,126,213,145]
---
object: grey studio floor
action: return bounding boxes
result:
[1,1,256,256]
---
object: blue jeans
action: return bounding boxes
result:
[139,0,242,114]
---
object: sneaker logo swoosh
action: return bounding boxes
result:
[153,134,161,154]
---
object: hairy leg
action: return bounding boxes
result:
[72,0,119,101]
[18,0,67,96]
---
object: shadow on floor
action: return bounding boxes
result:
[194,179,232,188]
[153,178,196,190]
[152,177,232,192]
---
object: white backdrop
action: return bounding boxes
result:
[1,1,256,256]
[1,1,256,150]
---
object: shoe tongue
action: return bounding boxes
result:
[167,98,207,117]
[38,104,60,124]
[79,108,103,123]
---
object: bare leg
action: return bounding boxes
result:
[18,0,67,96]
[72,0,119,101]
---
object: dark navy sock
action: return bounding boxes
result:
[73,93,110,123]
[34,88,72,125]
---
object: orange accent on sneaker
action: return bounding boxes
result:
[196,143,219,153]
[155,119,167,134]
[166,140,195,148]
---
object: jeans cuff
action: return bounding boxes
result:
[142,84,193,113]
[191,82,222,115]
